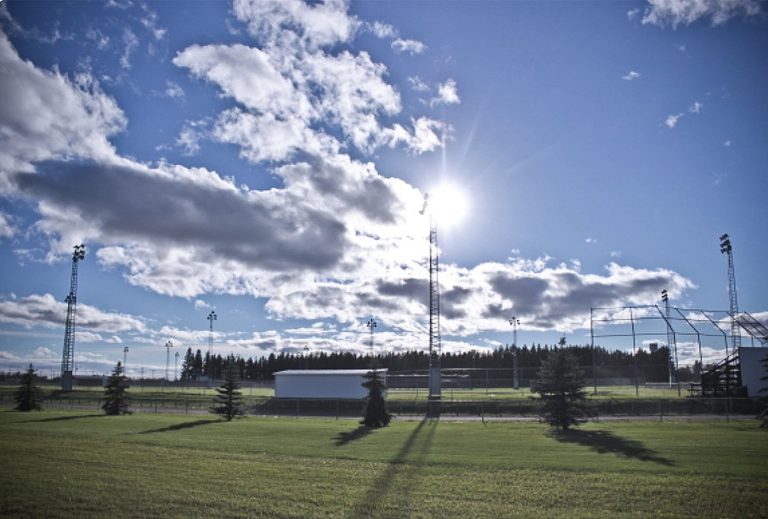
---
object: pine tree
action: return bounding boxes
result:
[102,361,131,415]
[759,352,768,429]
[361,369,391,428]
[181,347,195,382]
[210,355,245,421]
[535,349,589,430]
[14,364,42,412]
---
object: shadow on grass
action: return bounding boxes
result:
[15,413,103,424]
[138,419,220,434]
[551,429,675,466]
[334,425,375,446]
[349,417,438,518]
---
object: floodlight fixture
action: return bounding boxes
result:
[661,289,668,303]
[366,318,377,357]
[164,340,173,383]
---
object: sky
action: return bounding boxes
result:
[0,0,766,378]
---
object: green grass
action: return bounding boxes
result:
[1,410,766,518]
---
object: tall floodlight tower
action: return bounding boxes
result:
[207,310,217,383]
[164,341,173,383]
[420,195,442,411]
[661,290,674,387]
[366,318,377,361]
[61,244,85,391]
[509,317,520,389]
[719,234,741,351]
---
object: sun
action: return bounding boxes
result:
[428,183,469,230]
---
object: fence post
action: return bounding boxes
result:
[186,401,189,416]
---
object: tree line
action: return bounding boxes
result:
[179,343,694,383]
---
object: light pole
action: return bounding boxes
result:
[366,318,377,362]
[509,317,520,390]
[303,345,309,370]
[164,341,173,385]
[174,351,180,381]
[123,346,129,375]
[207,310,217,384]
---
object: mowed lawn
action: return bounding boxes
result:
[1,411,766,518]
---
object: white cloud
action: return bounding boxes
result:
[0,31,125,186]
[140,7,167,40]
[610,251,623,258]
[369,21,397,39]
[622,70,641,81]
[627,8,641,19]
[407,75,430,92]
[665,113,684,128]
[585,238,597,244]
[641,0,762,27]
[391,38,427,55]
[194,299,211,311]
[119,28,139,69]
[176,119,208,156]
[233,0,360,49]
[0,211,15,239]
[723,139,732,147]
[689,101,703,113]
[164,81,184,99]
[430,79,460,107]
[0,293,147,333]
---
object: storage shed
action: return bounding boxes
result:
[274,369,388,400]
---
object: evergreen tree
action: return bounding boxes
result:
[535,349,589,430]
[102,361,131,415]
[361,369,391,428]
[181,347,195,382]
[759,352,768,429]
[210,355,245,421]
[14,364,42,411]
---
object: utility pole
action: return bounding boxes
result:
[123,346,129,374]
[174,351,180,381]
[61,244,85,391]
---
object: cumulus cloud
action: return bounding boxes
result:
[391,38,427,55]
[0,211,15,239]
[368,21,397,39]
[665,113,684,128]
[622,70,641,81]
[119,28,139,69]
[0,31,125,185]
[0,293,147,333]
[430,79,460,107]
[407,75,430,92]
[641,0,762,27]
[689,101,703,113]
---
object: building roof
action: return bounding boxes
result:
[274,369,388,376]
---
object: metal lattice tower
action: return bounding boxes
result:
[207,310,217,383]
[661,290,675,387]
[719,234,741,350]
[509,317,520,390]
[61,244,85,391]
[420,195,442,407]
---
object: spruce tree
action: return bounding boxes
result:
[759,352,768,429]
[14,364,43,412]
[210,355,245,421]
[102,361,131,415]
[535,349,589,430]
[361,369,391,428]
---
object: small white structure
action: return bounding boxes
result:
[274,369,387,400]
[739,347,768,397]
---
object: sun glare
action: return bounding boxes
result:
[429,183,469,229]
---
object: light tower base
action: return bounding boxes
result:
[61,371,73,392]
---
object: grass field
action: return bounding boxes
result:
[0,383,685,403]
[1,410,766,518]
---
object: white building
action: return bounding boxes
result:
[274,369,388,400]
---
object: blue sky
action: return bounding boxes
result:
[0,0,766,377]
